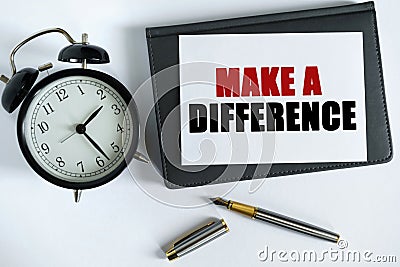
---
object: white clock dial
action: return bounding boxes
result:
[21,75,134,183]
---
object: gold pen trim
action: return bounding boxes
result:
[166,248,178,261]
[228,200,257,218]
[220,218,230,232]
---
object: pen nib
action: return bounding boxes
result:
[209,197,229,207]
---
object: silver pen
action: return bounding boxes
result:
[166,218,229,261]
[211,197,340,243]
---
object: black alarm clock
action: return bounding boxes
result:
[0,28,148,202]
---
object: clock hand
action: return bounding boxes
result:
[82,132,110,160]
[59,106,103,143]
[83,105,103,126]
[59,131,76,143]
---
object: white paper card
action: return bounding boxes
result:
[179,33,367,165]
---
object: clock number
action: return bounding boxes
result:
[111,104,121,115]
[96,156,105,167]
[77,85,85,95]
[55,88,69,102]
[77,161,85,172]
[37,121,49,134]
[110,142,120,153]
[42,103,54,115]
[117,123,124,133]
[55,157,65,168]
[96,89,106,100]
[40,143,50,154]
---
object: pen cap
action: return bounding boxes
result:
[166,218,229,261]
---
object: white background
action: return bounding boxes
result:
[0,0,399,267]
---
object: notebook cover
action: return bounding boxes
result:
[145,1,393,188]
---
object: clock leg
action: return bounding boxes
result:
[134,151,149,163]
[73,189,82,203]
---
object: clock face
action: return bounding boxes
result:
[17,69,139,189]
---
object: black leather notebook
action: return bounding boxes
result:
[145,1,392,188]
